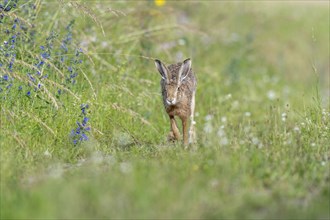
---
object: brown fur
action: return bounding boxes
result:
[155,59,197,146]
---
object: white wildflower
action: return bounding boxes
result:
[225,94,232,100]
[267,90,276,100]
[205,114,213,121]
[178,39,186,46]
[204,123,213,133]
[101,41,108,48]
[44,149,52,158]
[217,127,225,137]
[322,109,326,115]
[252,137,259,145]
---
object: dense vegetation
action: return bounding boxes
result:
[1,1,329,218]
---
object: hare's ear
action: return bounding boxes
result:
[155,59,169,80]
[179,58,191,82]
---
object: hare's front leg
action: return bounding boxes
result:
[182,117,189,146]
[189,91,196,144]
[169,115,180,142]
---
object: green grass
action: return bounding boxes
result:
[1,1,329,219]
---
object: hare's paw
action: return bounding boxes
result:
[189,125,197,144]
[167,131,178,142]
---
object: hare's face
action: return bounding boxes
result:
[155,58,191,106]
[164,81,179,105]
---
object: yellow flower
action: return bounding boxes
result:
[154,0,166,7]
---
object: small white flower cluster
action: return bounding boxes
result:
[322,108,330,122]
[293,126,300,133]
[203,111,231,146]
[205,114,213,121]
[217,125,228,146]
[251,135,263,149]
[44,149,52,158]
[267,90,276,100]
[225,93,232,100]
[243,125,264,148]
[221,116,227,123]
[305,117,313,125]
[218,112,229,146]
[203,114,213,134]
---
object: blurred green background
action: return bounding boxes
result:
[0,0,329,219]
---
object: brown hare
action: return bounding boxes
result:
[154,58,197,147]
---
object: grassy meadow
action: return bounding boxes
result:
[0,0,329,219]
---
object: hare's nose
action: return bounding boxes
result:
[166,98,176,105]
